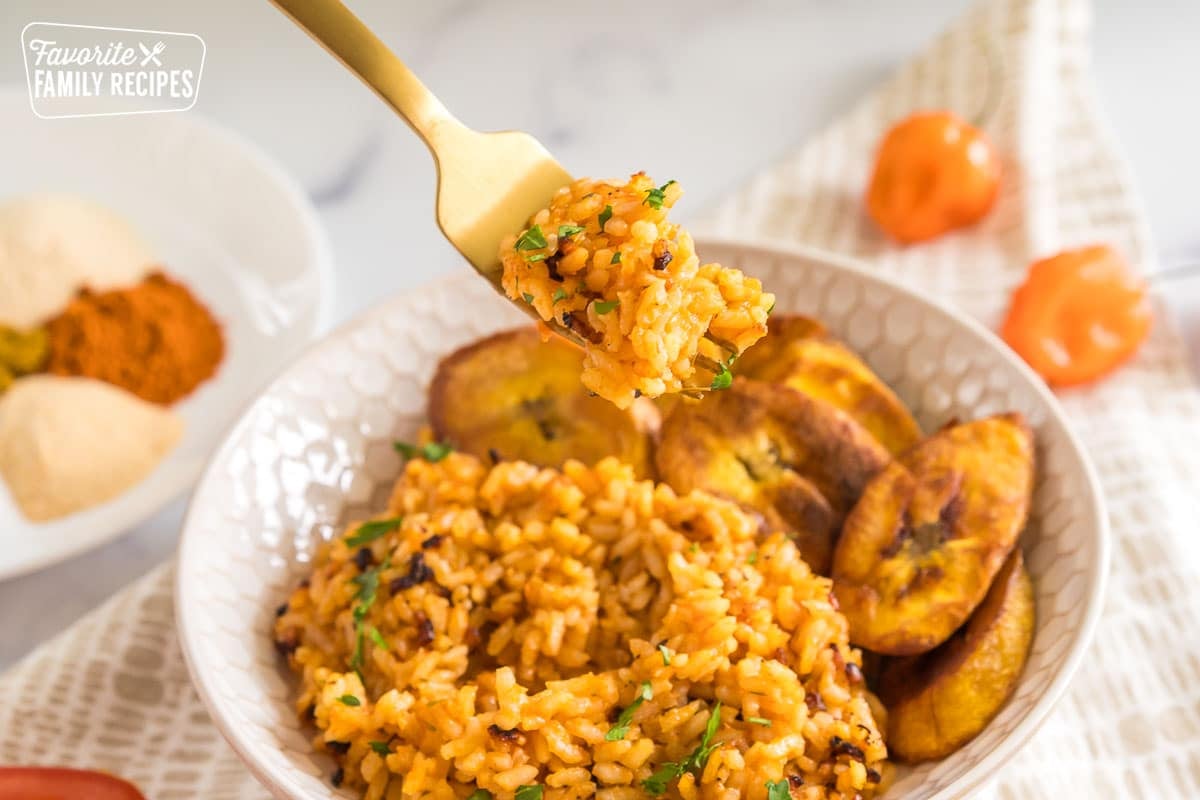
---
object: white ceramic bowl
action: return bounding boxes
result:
[177,239,1108,800]
[0,86,333,579]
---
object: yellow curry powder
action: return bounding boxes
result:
[0,325,49,393]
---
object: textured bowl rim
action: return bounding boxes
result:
[176,236,1110,800]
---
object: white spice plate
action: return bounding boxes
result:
[0,87,334,580]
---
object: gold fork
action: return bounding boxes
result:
[270,0,736,387]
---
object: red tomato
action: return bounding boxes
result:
[0,768,145,800]
[866,111,1002,243]
[1001,245,1152,386]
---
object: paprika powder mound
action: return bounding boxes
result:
[44,271,225,405]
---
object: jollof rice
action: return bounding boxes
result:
[275,454,888,800]
[498,174,774,407]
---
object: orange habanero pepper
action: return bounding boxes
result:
[1001,245,1151,387]
[866,111,1002,244]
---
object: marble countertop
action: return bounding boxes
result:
[1,0,1198,669]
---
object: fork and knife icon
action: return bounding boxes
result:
[138,41,166,66]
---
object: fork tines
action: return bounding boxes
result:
[694,354,727,374]
[703,332,739,355]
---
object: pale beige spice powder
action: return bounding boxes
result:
[0,193,154,328]
[0,375,183,521]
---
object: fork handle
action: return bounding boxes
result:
[270,0,464,155]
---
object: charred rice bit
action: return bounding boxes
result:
[275,453,888,799]
[499,173,775,407]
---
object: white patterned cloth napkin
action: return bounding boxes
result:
[3,0,1199,797]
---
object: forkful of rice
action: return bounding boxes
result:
[272,0,775,408]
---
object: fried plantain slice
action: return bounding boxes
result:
[655,377,889,573]
[832,413,1034,655]
[735,314,922,456]
[429,327,659,477]
[878,548,1036,762]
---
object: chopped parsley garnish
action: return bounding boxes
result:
[641,701,723,795]
[710,363,733,391]
[369,741,390,755]
[522,292,535,304]
[658,644,672,666]
[553,288,569,303]
[466,791,492,800]
[747,551,759,565]
[766,779,791,800]
[605,681,653,741]
[688,700,724,768]
[558,224,585,239]
[747,716,772,727]
[598,205,613,230]
[525,253,547,262]
[348,556,389,672]
[642,180,676,210]
[514,786,542,800]
[767,300,776,314]
[423,442,453,461]
[345,517,402,547]
[367,625,389,650]
[352,567,381,615]
[515,225,547,251]
[337,694,361,707]
[394,441,453,462]
[594,299,620,315]
[642,762,682,796]
[689,542,699,554]
[610,251,622,264]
